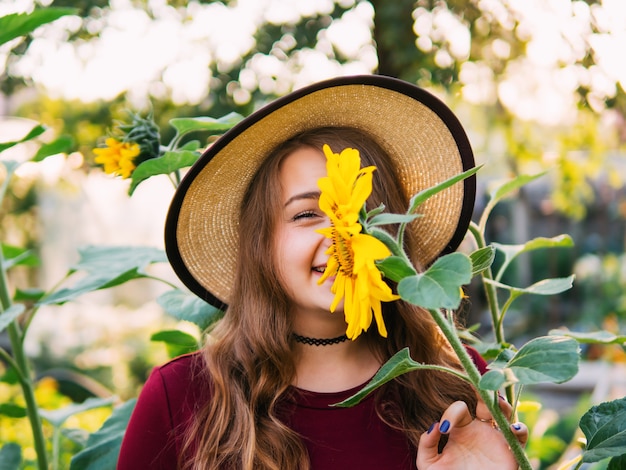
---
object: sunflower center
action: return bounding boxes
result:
[332,228,355,277]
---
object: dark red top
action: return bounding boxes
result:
[117,349,487,469]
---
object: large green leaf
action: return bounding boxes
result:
[169,112,244,137]
[0,443,21,470]
[580,397,626,463]
[0,8,77,46]
[0,125,46,153]
[70,399,136,470]
[0,304,25,334]
[40,397,115,428]
[40,246,167,305]
[32,135,74,162]
[129,149,200,195]
[397,253,472,309]
[479,336,579,390]
[157,289,223,331]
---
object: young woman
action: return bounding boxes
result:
[117,76,527,469]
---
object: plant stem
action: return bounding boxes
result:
[468,223,504,343]
[428,307,533,470]
[468,223,516,405]
[0,251,49,470]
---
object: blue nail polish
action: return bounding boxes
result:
[427,422,436,434]
[512,423,522,431]
[440,420,450,433]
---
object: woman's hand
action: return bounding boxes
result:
[416,400,528,470]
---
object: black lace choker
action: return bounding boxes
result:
[293,333,349,346]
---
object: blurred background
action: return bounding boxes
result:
[0,0,625,468]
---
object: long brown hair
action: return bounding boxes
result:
[181,127,477,469]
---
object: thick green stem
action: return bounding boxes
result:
[428,307,533,470]
[0,251,49,470]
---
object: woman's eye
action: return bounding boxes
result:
[292,210,317,221]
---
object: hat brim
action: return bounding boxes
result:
[165,75,475,309]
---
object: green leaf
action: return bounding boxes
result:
[151,329,199,357]
[580,397,626,463]
[40,246,167,305]
[480,336,579,390]
[169,112,244,137]
[32,135,74,162]
[179,140,201,151]
[493,235,574,280]
[157,289,223,331]
[375,256,416,283]
[397,253,472,309]
[470,246,495,275]
[549,329,626,345]
[0,8,77,46]
[13,288,45,302]
[484,275,575,296]
[479,370,507,390]
[0,403,27,418]
[509,336,579,383]
[608,454,626,469]
[2,244,40,269]
[70,399,136,470]
[0,443,21,470]
[333,348,424,407]
[409,165,481,214]
[0,304,25,334]
[0,125,46,153]
[40,397,115,428]
[62,428,90,448]
[368,213,421,226]
[487,172,546,208]
[129,149,200,195]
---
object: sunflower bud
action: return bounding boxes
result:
[117,112,161,164]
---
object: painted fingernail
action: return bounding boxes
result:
[427,422,436,434]
[440,420,450,433]
[512,423,522,431]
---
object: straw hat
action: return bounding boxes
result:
[165,75,475,309]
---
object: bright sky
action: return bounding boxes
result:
[1,0,626,126]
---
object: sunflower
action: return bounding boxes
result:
[93,138,141,179]
[317,144,399,340]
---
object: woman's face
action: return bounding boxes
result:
[273,146,346,331]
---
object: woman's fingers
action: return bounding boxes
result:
[475,393,512,422]
[510,421,529,447]
[417,401,474,464]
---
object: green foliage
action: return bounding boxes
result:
[39,246,167,305]
[70,400,136,470]
[0,443,22,470]
[0,8,77,46]
[479,336,579,390]
[580,397,626,464]
[157,289,223,331]
[397,253,472,309]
